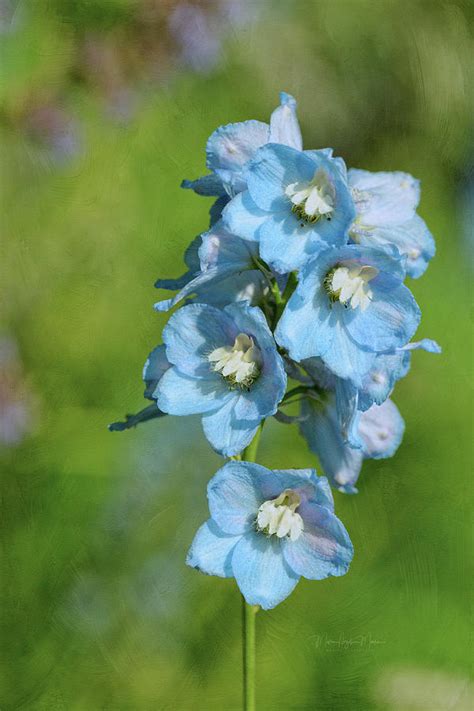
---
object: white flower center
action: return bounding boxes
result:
[208,333,261,389]
[325,263,378,311]
[256,489,304,542]
[285,168,335,223]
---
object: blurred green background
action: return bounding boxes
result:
[1,1,472,709]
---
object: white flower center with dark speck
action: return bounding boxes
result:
[326,264,378,311]
[285,168,335,223]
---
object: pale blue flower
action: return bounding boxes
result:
[222,144,355,273]
[334,339,441,445]
[187,461,353,609]
[154,221,266,312]
[182,92,302,200]
[275,245,421,386]
[348,169,435,278]
[300,396,404,494]
[156,302,286,456]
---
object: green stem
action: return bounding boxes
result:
[274,271,298,325]
[240,423,263,711]
[242,599,258,711]
[242,421,264,463]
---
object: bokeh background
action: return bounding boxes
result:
[1,1,473,709]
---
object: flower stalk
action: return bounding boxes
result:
[242,598,258,711]
[240,425,263,710]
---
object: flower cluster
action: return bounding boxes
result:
[111,93,440,608]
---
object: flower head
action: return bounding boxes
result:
[187,461,353,609]
[154,221,266,312]
[156,302,286,456]
[275,245,421,386]
[348,169,435,278]
[222,144,355,273]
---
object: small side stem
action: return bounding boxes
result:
[240,424,263,710]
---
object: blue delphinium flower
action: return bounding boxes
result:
[154,221,266,312]
[348,169,435,278]
[156,302,286,456]
[182,92,302,217]
[187,461,353,609]
[222,144,355,273]
[300,395,405,494]
[275,245,421,386]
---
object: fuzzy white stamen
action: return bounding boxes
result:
[256,489,304,542]
[327,264,379,311]
[208,333,261,388]
[285,168,335,223]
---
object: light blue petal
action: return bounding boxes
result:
[349,168,420,225]
[202,398,260,457]
[398,338,441,353]
[304,149,348,179]
[275,281,334,362]
[269,92,303,151]
[221,190,268,242]
[156,367,231,415]
[198,221,258,270]
[318,318,377,386]
[271,469,335,511]
[207,460,273,534]
[358,351,410,410]
[352,215,435,279]
[332,244,407,281]
[345,282,421,353]
[224,301,282,354]
[143,344,169,399]
[311,476,336,511]
[245,143,315,211]
[154,266,236,312]
[231,531,300,610]
[186,519,240,577]
[162,303,237,377]
[358,399,405,459]
[195,270,267,308]
[155,224,258,311]
[259,213,331,274]
[181,174,226,197]
[300,399,363,494]
[256,467,316,501]
[335,377,360,446]
[282,502,353,579]
[305,148,333,159]
[206,120,269,193]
